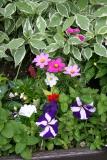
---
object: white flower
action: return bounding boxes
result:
[20,93,24,99]
[45,72,59,87]
[9,92,15,98]
[19,104,37,117]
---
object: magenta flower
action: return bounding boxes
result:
[47,58,65,73]
[64,64,80,77]
[32,53,51,69]
[75,34,85,41]
[66,27,80,34]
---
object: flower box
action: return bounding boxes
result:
[0,149,107,160]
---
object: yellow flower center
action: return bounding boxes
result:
[70,69,75,74]
[54,64,59,68]
[40,58,45,63]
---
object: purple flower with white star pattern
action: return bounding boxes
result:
[36,113,58,138]
[71,97,96,120]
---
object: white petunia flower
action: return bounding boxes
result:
[19,104,37,117]
[45,72,59,87]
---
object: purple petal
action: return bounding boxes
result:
[36,114,47,128]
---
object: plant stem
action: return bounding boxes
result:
[14,62,22,81]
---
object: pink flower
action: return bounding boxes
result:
[47,58,65,73]
[32,53,51,69]
[75,34,85,41]
[66,27,80,34]
[64,65,80,77]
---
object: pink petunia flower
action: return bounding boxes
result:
[32,53,51,69]
[47,58,65,73]
[66,27,80,34]
[75,34,85,41]
[64,65,80,77]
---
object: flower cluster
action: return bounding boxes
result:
[32,53,80,87]
[36,94,59,138]
[66,27,85,42]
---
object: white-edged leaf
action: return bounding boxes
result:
[23,18,33,38]
[63,42,70,55]
[94,6,107,17]
[4,3,16,18]
[14,45,26,67]
[97,26,107,35]
[82,48,92,60]
[62,16,75,31]
[68,36,82,45]
[37,1,49,15]
[75,14,90,31]
[54,33,64,46]
[94,43,107,57]
[7,38,25,50]
[72,47,82,61]
[49,12,62,27]
[56,3,68,17]
[46,43,59,52]
[30,39,46,49]
[36,16,47,33]
[0,46,7,58]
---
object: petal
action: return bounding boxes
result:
[36,120,47,127]
[76,97,82,106]
[49,126,57,137]
[80,108,87,120]
[40,126,50,137]
[71,106,80,112]
[49,119,58,125]
[45,113,51,122]
[84,105,96,113]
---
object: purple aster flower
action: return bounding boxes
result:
[36,113,58,138]
[75,34,85,41]
[32,53,51,69]
[64,65,80,77]
[71,97,96,120]
[43,101,58,118]
[66,27,80,34]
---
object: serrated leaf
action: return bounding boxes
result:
[14,45,26,67]
[7,38,25,50]
[94,43,107,57]
[72,47,82,61]
[36,16,47,33]
[94,6,107,17]
[23,18,33,38]
[62,16,75,31]
[56,3,68,17]
[75,14,90,31]
[49,12,62,27]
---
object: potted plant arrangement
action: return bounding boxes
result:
[0,0,107,159]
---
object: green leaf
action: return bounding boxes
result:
[94,6,107,17]
[0,31,9,43]
[0,46,7,58]
[48,0,67,3]
[15,142,26,154]
[94,43,107,57]
[49,12,62,27]
[7,38,25,50]
[30,39,46,49]
[0,85,8,100]
[1,121,14,138]
[23,18,33,38]
[61,103,68,112]
[62,16,75,31]
[14,45,26,67]
[46,43,59,52]
[56,3,68,17]
[47,142,54,150]
[37,1,49,15]
[27,136,40,145]
[0,107,8,123]
[75,14,90,31]
[0,135,8,145]
[4,3,16,18]
[36,16,47,33]
[72,47,82,61]
[54,33,64,46]
[63,42,70,55]
[77,0,88,10]
[16,1,35,14]
[21,148,32,160]
[82,48,92,60]
[97,26,107,35]
[68,36,82,45]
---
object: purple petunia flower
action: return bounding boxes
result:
[71,97,96,120]
[43,101,58,118]
[36,113,58,138]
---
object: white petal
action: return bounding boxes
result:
[76,97,82,106]
[36,121,47,126]
[80,108,87,120]
[45,113,51,122]
[84,106,96,113]
[49,126,57,137]
[49,119,57,125]
[71,107,80,112]
[40,126,49,137]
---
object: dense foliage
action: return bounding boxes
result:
[0,0,107,159]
